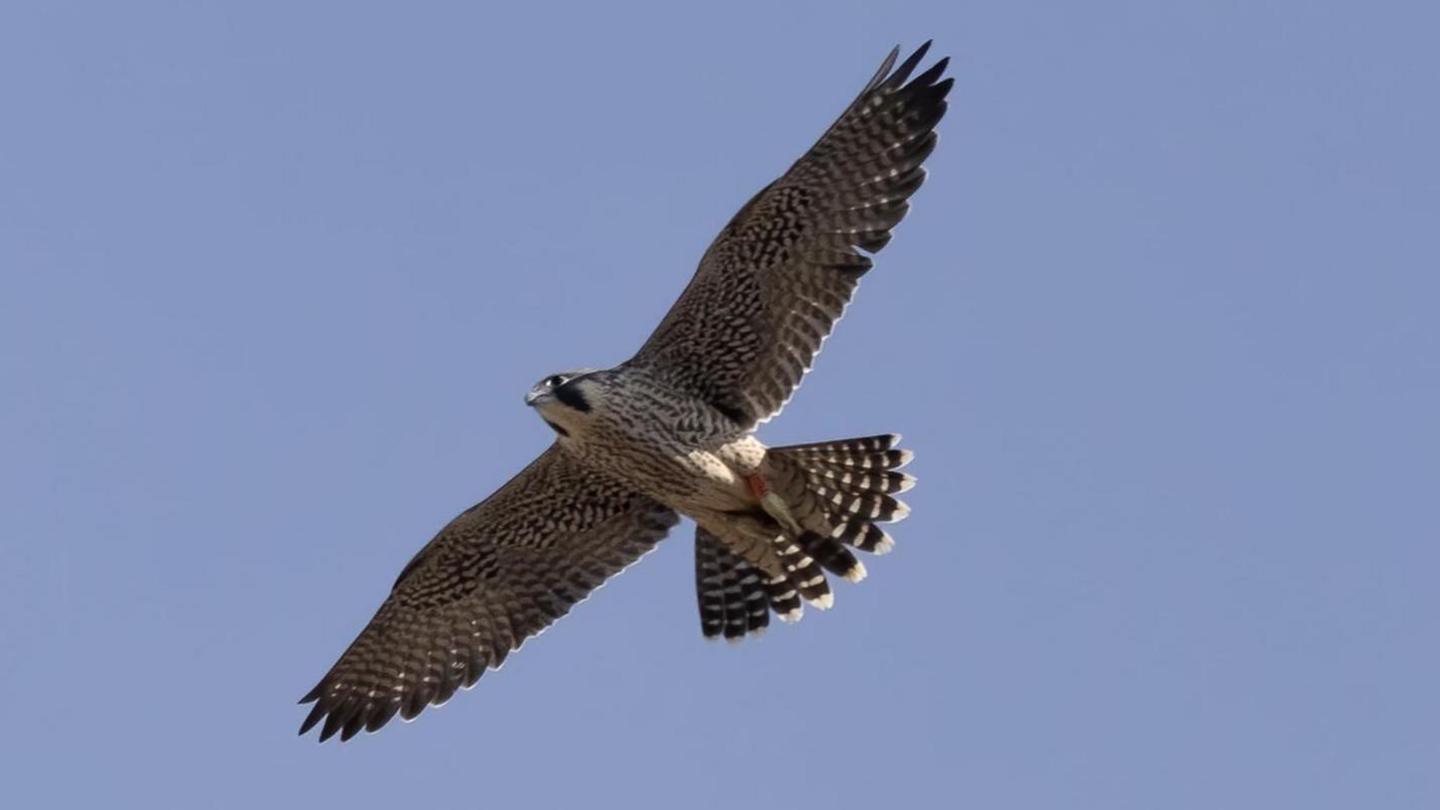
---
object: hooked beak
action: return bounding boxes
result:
[524,389,546,407]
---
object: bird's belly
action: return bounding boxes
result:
[619,444,753,513]
[668,448,754,513]
[568,426,759,515]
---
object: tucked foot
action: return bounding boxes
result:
[746,473,802,534]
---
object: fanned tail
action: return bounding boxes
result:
[692,434,914,640]
[771,433,914,557]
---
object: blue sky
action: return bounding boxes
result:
[2,1,1436,807]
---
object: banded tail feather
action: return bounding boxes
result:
[797,530,866,583]
[772,433,915,471]
[768,433,913,585]
[764,573,804,624]
[691,434,915,640]
[773,533,833,608]
[695,529,770,641]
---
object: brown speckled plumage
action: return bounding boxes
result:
[632,42,951,427]
[300,43,949,741]
[299,447,677,741]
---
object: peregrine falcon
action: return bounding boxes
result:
[299,42,951,741]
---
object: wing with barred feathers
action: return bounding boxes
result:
[298,445,678,742]
[628,42,952,428]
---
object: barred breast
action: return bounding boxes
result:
[558,367,761,513]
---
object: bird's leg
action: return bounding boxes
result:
[745,473,801,535]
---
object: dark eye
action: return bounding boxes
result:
[546,375,565,388]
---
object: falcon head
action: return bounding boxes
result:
[525,369,603,437]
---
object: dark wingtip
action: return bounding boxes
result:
[339,718,364,742]
[865,45,902,92]
[298,701,327,736]
[929,56,952,81]
[906,55,951,92]
[888,41,934,87]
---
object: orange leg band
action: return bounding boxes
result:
[745,473,770,501]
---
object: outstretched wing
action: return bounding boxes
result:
[628,42,952,428]
[298,446,678,742]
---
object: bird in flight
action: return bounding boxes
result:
[299,42,951,742]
